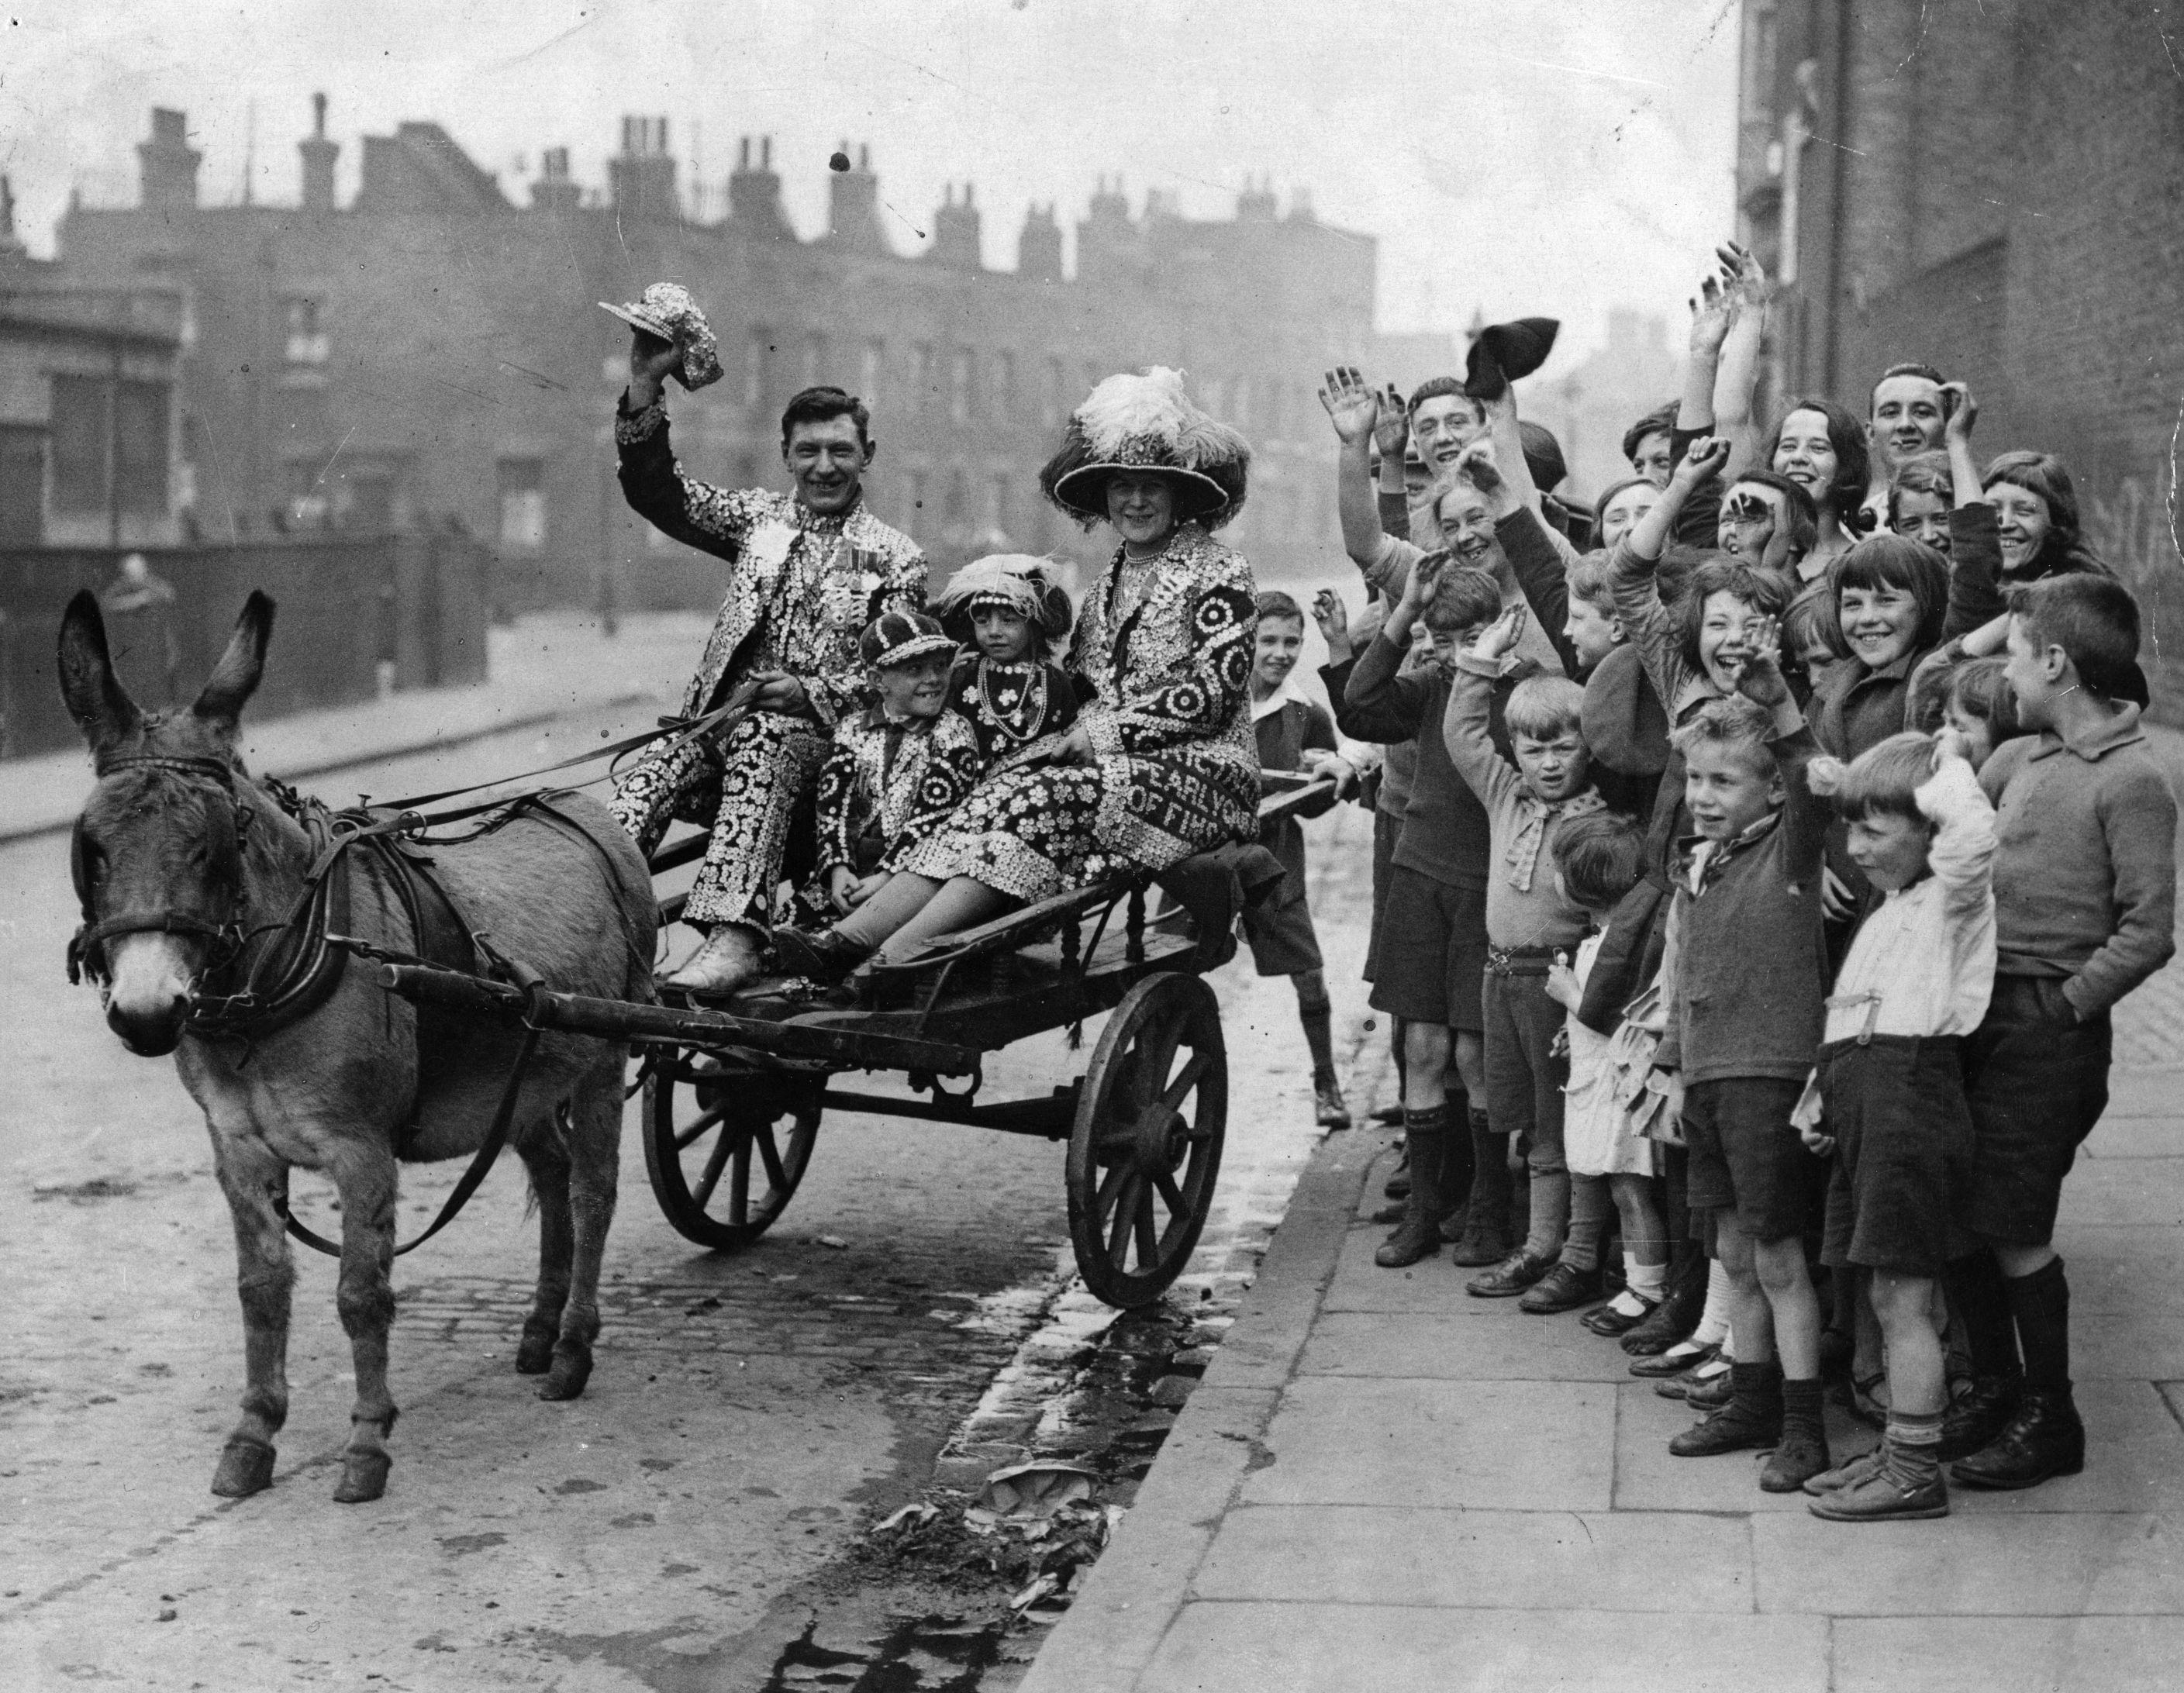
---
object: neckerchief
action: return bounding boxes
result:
[1506,788,1609,894]
[1679,810,1782,897]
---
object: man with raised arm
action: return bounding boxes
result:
[610,333,927,995]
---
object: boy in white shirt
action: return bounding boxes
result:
[1795,719,1996,1521]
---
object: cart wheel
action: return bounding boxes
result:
[1067,972,1227,1309]
[643,1047,822,1251]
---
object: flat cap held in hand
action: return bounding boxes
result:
[1465,316,1561,402]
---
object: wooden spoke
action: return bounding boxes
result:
[1106,1173,1141,1266]
[691,1130,737,1211]
[1158,1051,1209,1115]
[675,1106,726,1150]
[1093,1161,1130,1222]
[1132,1181,1158,1267]
[756,1122,788,1191]
[729,1140,751,1226]
[1151,1168,1186,1216]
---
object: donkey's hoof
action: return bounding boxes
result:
[211,1435,277,1498]
[515,1327,556,1375]
[537,1348,592,1402]
[332,1450,392,1505]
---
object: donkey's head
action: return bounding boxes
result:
[60,589,276,1056]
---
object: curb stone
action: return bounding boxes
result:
[1014,1124,1383,1693]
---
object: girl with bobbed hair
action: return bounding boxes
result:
[1813,533,1952,761]
[1769,397,1871,571]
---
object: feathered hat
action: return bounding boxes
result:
[1040,367,1251,530]
[931,554,1076,654]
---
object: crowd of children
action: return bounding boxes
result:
[769,243,2176,1525]
[1304,239,2177,1522]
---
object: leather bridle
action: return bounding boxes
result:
[69,753,251,991]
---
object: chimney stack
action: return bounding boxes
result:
[927,181,982,271]
[728,134,795,242]
[530,145,582,214]
[1016,202,1062,284]
[138,107,202,212]
[609,115,678,221]
[825,139,889,255]
[299,91,339,211]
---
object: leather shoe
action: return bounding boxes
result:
[1760,1420,1832,1492]
[1670,1368,1782,1457]
[1806,1464,1948,1522]
[1466,1249,1553,1298]
[660,925,765,996]
[1314,1074,1351,1129]
[1449,1214,1513,1268]
[1936,1372,2023,1461]
[771,925,875,986]
[1682,1362,1736,1410]
[1383,1154,1411,1200]
[1950,1388,2086,1491]
[1582,1295,1658,1337]
[1518,1262,1603,1315]
[1630,1341,1717,1381]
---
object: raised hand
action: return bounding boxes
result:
[626,327,681,407]
[1401,547,1451,609]
[1317,366,1382,445]
[1372,384,1410,460]
[1688,270,1737,357]
[1312,587,1351,644]
[1470,602,1529,660]
[1674,433,1732,488]
[1934,724,1975,767]
[1734,613,1790,707]
[1456,437,1506,493]
[1941,380,1979,443]
[1719,240,1768,305]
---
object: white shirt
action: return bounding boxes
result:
[1822,753,1998,1044]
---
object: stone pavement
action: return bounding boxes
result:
[0,608,711,843]
[1020,733,2184,1693]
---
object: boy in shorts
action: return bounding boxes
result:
[1658,619,1836,1492]
[1344,555,1517,1267]
[1941,575,2176,1490]
[1246,590,1359,1127]
[1796,727,1996,1520]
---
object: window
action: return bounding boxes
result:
[49,375,107,514]
[913,342,937,409]
[283,296,329,367]
[948,349,971,425]
[860,338,885,408]
[1041,357,1064,428]
[803,332,828,389]
[0,426,45,543]
[345,474,394,531]
[497,457,547,549]
[48,375,169,517]
[991,350,1015,422]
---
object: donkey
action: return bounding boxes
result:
[59,589,657,1504]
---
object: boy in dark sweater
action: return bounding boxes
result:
[1941,574,2177,1490]
[1339,557,1523,1268]
[1658,622,1835,1492]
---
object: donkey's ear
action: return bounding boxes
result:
[191,591,277,738]
[57,588,142,752]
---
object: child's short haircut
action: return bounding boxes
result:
[1553,810,1647,909]
[1887,450,1955,523]
[1828,532,1951,651]
[1945,657,2022,740]
[1566,552,1616,614]
[1782,589,1851,664]
[1621,402,1678,466]
[1505,675,1586,742]
[1672,558,1793,678]
[1255,589,1306,627]
[1829,730,1934,824]
[1406,376,1485,424]
[2007,574,2142,699]
[1655,541,1710,609]
[1670,694,1779,774]
[1423,562,1503,636]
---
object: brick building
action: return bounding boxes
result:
[1734,0,2184,700]
[47,101,1455,610]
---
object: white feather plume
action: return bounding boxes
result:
[1073,367,1250,469]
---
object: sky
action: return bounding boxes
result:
[2,0,1744,360]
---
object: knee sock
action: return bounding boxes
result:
[1558,1173,1611,1272]
[2005,1257,2072,1394]
[1522,1170,1571,1263]
[1692,1260,1734,1348]
[1440,1107,1478,1220]
[1662,1146,1690,1251]
[1885,1409,1944,1488]
[1465,1108,1509,1234]
[1297,989,1335,1080]
[1397,1105,1449,1229]
[1944,1250,2020,1380]
[1782,1374,1825,1438]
